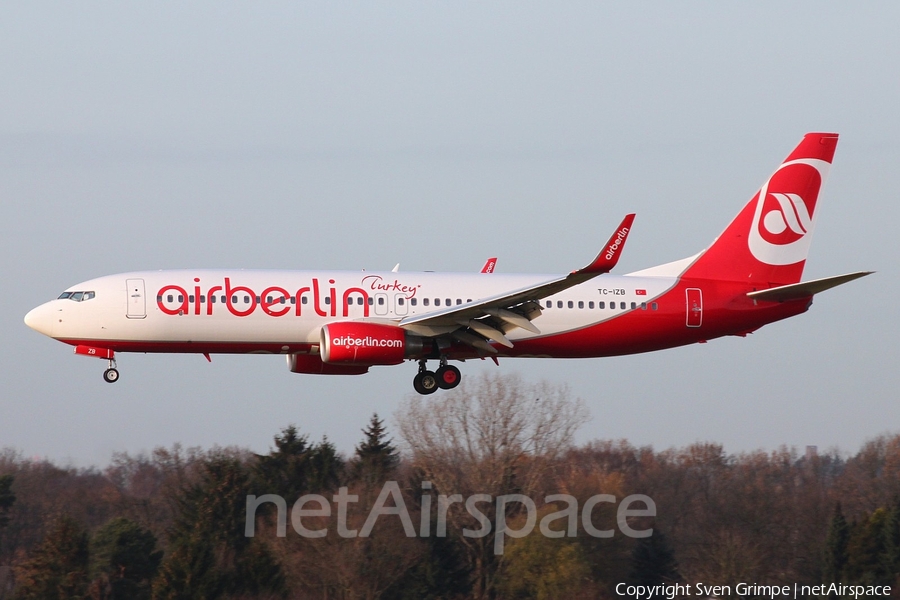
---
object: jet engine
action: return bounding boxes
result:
[320,322,428,365]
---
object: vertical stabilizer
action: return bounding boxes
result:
[683,133,838,285]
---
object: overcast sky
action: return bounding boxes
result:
[1,3,896,467]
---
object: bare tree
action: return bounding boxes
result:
[395,372,588,598]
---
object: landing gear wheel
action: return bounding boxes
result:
[413,370,439,395]
[103,368,120,384]
[436,365,461,390]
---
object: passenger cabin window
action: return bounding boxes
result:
[651,302,658,310]
[631,302,637,309]
[620,302,626,309]
[589,301,594,309]
[557,301,563,308]
[435,299,441,306]
[578,301,584,309]
[398,298,405,306]
[546,301,552,309]
[568,301,574,308]
[599,301,605,309]
[411,298,417,306]
[423,298,430,307]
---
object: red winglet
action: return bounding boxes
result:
[480,257,498,273]
[575,214,636,275]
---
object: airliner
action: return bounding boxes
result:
[24,133,871,394]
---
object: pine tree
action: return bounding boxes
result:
[629,528,681,585]
[306,436,343,492]
[89,517,162,600]
[12,515,89,600]
[255,425,345,497]
[353,414,399,485]
[0,475,13,530]
[823,503,850,586]
[255,425,311,499]
[881,499,900,583]
[845,508,888,584]
[152,455,284,600]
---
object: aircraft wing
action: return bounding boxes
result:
[399,214,635,351]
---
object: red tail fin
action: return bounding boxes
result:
[683,133,838,285]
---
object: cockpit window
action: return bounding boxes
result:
[59,291,95,302]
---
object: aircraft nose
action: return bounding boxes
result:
[24,303,54,337]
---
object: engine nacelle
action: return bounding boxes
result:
[287,353,369,375]
[320,322,427,365]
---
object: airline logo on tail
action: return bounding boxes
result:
[748,158,831,266]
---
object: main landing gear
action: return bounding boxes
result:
[413,359,461,395]
[103,358,119,384]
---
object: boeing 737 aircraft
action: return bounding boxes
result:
[25,133,871,394]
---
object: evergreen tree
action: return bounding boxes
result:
[353,414,399,485]
[13,515,89,600]
[89,517,162,600]
[823,503,850,586]
[255,425,344,497]
[882,499,900,582]
[0,475,13,530]
[306,436,343,492]
[152,456,284,600]
[629,528,681,585]
[255,425,311,499]
[845,509,888,584]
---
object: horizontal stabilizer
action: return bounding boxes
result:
[747,271,873,302]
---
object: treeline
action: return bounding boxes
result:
[0,373,898,599]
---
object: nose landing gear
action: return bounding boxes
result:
[412,359,461,395]
[103,358,119,384]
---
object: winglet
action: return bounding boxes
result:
[480,257,498,273]
[575,214,636,275]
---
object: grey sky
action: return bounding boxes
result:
[1,3,896,466]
